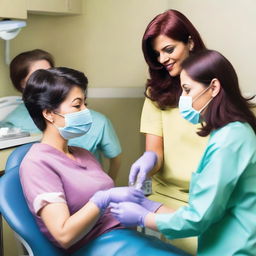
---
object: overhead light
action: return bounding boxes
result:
[0,20,26,40]
[0,20,26,65]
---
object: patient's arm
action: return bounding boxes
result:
[40,201,100,249]
[40,186,143,249]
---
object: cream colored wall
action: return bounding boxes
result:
[0,40,17,96]
[168,0,256,95]
[1,0,255,95]
[0,0,168,97]
[87,98,145,186]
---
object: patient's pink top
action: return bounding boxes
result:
[20,143,122,253]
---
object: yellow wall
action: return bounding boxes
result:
[168,0,256,95]
[0,0,169,96]
[0,40,17,96]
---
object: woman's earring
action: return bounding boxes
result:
[188,36,194,51]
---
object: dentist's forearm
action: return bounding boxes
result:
[144,212,158,230]
[144,205,175,230]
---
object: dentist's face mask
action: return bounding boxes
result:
[178,86,212,124]
[54,109,92,140]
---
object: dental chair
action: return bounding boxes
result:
[0,143,66,256]
[0,144,190,256]
[5,142,36,171]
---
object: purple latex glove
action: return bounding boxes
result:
[90,187,144,211]
[110,202,150,227]
[141,197,162,212]
[129,151,157,188]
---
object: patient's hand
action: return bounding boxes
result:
[90,187,144,211]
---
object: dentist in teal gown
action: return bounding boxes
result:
[110,50,256,255]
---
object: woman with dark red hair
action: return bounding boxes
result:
[129,10,207,253]
[129,10,208,192]
[111,49,256,255]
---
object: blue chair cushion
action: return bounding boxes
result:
[5,143,36,171]
[73,229,191,256]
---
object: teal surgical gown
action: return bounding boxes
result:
[155,122,256,255]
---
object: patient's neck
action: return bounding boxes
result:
[41,125,69,155]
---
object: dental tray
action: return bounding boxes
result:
[0,127,30,141]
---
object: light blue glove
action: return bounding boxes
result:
[90,187,144,211]
[110,202,150,227]
[129,151,157,188]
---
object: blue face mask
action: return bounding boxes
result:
[178,96,201,124]
[54,109,92,140]
[178,87,212,124]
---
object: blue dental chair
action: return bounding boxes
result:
[5,142,36,171]
[0,143,66,256]
[0,143,190,256]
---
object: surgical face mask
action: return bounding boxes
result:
[54,108,92,140]
[178,86,212,124]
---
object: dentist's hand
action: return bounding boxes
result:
[110,202,150,227]
[129,151,157,188]
[90,187,144,211]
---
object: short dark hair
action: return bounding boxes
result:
[10,49,55,92]
[23,67,88,131]
[142,9,206,109]
[181,49,256,136]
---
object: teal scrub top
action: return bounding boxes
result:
[1,104,121,163]
[1,103,41,134]
[155,122,256,255]
[69,109,121,162]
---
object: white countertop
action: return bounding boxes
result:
[0,134,42,149]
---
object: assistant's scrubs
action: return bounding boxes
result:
[155,122,256,255]
[69,109,121,162]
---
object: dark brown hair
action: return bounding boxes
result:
[23,67,88,131]
[10,49,55,92]
[142,9,206,109]
[181,49,256,136]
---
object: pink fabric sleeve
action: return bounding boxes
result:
[20,156,67,216]
[33,192,66,214]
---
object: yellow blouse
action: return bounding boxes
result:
[140,97,208,207]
